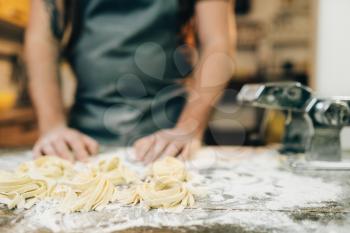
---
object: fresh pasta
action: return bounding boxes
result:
[0,172,48,209]
[117,177,195,211]
[148,156,189,181]
[0,155,198,213]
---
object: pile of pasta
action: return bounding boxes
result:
[116,156,195,211]
[0,156,197,213]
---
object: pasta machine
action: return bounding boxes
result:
[237,82,350,170]
[237,82,314,154]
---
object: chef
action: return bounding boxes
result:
[25,0,236,163]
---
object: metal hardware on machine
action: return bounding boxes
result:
[237,82,313,111]
[305,97,350,162]
[237,82,314,154]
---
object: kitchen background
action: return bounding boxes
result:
[0,0,349,148]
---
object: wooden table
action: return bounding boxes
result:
[0,146,349,233]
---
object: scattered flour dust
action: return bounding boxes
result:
[0,147,344,233]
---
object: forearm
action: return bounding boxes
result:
[25,36,65,134]
[176,0,236,138]
[176,42,235,136]
[25,0,67,134]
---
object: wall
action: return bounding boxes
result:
[315,0,350,148]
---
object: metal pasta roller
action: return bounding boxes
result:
[238,82,350,171]
[237,82,314,154]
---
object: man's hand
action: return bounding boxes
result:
[33,126,99,162]
[133,127,202,164]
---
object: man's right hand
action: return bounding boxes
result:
[33,126,99,162]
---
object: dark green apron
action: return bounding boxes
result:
[67,0,191,145]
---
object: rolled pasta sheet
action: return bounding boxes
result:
[0,172,48,209]
[91,157,139,185]
[149,157,188,181]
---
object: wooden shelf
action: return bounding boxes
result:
[0,19,24,42]
[0,107,38,147]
